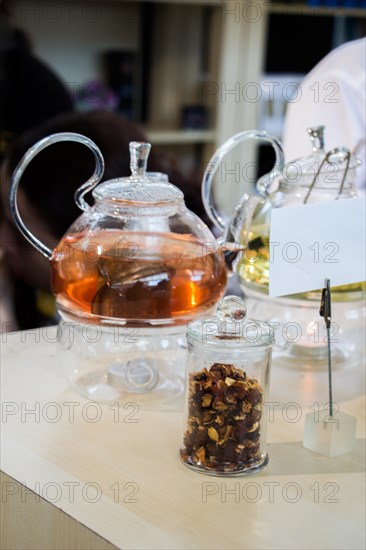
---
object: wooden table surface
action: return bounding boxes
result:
[1,328,365,550]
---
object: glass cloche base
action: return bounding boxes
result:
[56,320,186,410]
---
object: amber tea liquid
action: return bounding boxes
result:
[51,231,226,323]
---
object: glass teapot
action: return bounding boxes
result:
[202,127,364,370]
[202,126,362,301]
[9,133,244,407]
[9,134,232,328]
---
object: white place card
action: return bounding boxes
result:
[269,198,366,297]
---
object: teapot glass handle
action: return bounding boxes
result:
[9,132,105,259]
[202,130,285,231]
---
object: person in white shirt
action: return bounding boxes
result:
[283,37,366,191]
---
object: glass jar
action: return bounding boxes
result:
[180,295,274,475]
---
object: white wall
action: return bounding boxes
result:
[8,1,140,86]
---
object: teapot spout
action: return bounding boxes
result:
[219,193,264,275]
[219,240,245,275]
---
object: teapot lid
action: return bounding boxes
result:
[187,295,274,348]
[257,126,361,195]
[93,141,183,205]
[288,126,361,175]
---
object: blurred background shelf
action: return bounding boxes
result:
[145,129,217,145]
[7,0,366,213]
[269,3,366,17]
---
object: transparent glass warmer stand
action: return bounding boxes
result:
[244,287,366,371]
[57,321,187,410]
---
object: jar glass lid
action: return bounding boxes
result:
[187,296,275,348]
